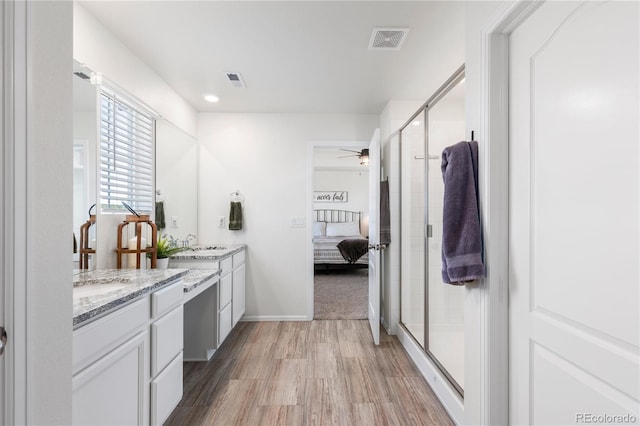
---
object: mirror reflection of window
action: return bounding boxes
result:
[73,62,98,272]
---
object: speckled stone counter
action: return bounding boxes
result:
[73,269,189,328]
[170,243,246,261]
[183,269,221,293]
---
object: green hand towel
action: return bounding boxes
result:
[155,201,166,229]
[229,201,243,230]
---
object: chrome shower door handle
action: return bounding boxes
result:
[0,327,7,355]
[368,243,387,251]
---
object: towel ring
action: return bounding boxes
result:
[230,190,244,202]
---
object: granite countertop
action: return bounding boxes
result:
[73,268,189,329]
[170,243,246,261]
[182,269,221,293]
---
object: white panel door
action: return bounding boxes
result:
[509,1,639,424]
[368,129,381,345]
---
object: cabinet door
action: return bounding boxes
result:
[219,273,232,308]
[218,302,232,346]
[232,264,245,326]
[72,331,148,426]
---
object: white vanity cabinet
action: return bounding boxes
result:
[73,298,150,426]
[171,246,246,354]
[72,279,184,426]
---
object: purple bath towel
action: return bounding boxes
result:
[441,141,484,284]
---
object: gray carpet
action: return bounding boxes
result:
[314,269,368,320]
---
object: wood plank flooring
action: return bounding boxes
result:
[165,320,454,426]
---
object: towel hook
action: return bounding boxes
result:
[470,130,475,141]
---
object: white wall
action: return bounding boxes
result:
[73,3,197,137]
[313,170,369,219]
[198,113,378,319]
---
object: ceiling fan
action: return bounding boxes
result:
[338,148,370,165]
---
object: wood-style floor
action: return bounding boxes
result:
[165,320,454,426]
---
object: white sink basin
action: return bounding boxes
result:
[73,283,128,299]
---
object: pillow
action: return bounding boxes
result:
[326,221,361,237]
[312,221,327,237]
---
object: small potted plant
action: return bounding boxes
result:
[151,234,188,269]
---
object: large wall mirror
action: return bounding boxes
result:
[73,59,198,272]
[155,120,198,245]
[73,61,98,271]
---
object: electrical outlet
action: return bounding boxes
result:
[171,216,178,227]
[290,217,305,228]
[217,216,225,228]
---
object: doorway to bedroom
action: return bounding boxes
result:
[312,146,369,320]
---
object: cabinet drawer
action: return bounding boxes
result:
[219,303,232,345]
[232,250,245,268]
[150,352,183,426]
[73,297,148,374]
[219,273,232,308]
[151,305,183,377]
[220,256,233,276]
[169,259,219,270]
[152,280,183,319]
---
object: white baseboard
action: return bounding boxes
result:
[396,325,464,425]
[240,315,310,322]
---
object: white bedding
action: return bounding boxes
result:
[313,235,368,264]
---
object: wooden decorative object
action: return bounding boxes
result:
[115,215,158,269]
[79,215,96,270]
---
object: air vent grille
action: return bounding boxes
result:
[225,72,246,88]
[369,27,410,50]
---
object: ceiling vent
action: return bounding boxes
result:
[368,27,410,50]
[225,72,247,88]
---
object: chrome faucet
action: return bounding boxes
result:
[184,233,196,247]
[166,234,178,248]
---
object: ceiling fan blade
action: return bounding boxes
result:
[339,149,362,154]
[337,154,359,158]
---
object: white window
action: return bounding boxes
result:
[99,90,155,213]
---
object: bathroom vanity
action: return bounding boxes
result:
[70,245,246,424]
[72,269,188,426]
[171,244,246,360]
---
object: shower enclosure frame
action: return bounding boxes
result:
[399,64,466,398]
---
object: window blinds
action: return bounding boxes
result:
[100,91,155,213]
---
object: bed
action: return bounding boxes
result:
[313,209,368,270]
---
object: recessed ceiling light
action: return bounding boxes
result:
[203,94,219,103]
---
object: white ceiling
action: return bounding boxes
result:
[80,1,464,114]
[79,1,465,114]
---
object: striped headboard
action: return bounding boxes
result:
[313,209,361,224]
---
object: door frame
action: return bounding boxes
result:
[475,1,542,425]
[2,1,28,423]
[305,140,368,320]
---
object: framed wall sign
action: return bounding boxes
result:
[314,191,348,203]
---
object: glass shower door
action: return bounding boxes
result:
[400,111,426,348]
[399,66,466,396]
[427,78,466,392]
